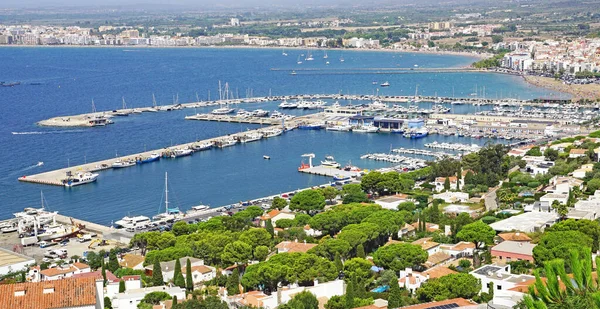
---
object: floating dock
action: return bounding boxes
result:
[184,113,281,125]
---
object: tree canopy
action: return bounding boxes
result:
[372,243,428,272]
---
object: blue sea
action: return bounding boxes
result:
[0,47,568,224]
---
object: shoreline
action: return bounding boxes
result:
[0,44,488,60]
[522,75,595,101]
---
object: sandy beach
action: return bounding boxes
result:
[523,75,599,101]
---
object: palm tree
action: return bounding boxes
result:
[523,247,600,308]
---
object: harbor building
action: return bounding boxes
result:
[0,247,35,276]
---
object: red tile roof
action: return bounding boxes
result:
[0,277,98,309]
[72,270,119,283]
[498,232,532,242]
[399,298,474,308]
[275,241,317,253]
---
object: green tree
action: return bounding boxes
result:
[456,221,496,249]
[552,200,568,219]
[356,244,366,258]
[310,238,352,260]
[588,178,600,193]
[101,259,107,286]
[119,280,126,293]
[254,245,269,261]
[185,258,193,291]
[533,231,593,266]
[239,228,272,248]
[334,253,343,272]
[152,259,164,286]
[227,268,240,296]
[290,190,326,213]
[140,291,172,305]
[546,219,600,251]
[398,201,416,212]
[320,186,339,203]
[172,221,191,236]
[444,177,451,191]
[388,273,403,308]
[173,258,185,288]
[544,148,559,161]
[286,290,319,309]
[108,249,120,273]
[271,196,288,210]
[523,248,600,309]
[104,296,112,309]
[417,273,480,302]
[265,219,275,237]
[345,278,355,309]
[372,243,428,272]
[221,241,253,265]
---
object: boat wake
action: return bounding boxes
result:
[11,162,45,175]
[11,130,86,135]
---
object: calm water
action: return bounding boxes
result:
[0,47,566,224]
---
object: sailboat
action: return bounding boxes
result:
[152,172,183,222]
[88,99,112,126]
[114,97,131,116]
[282,49,288,56]
[297,55,303,64]
[147,93,159,112]
[323,51,328,59]
[305,51,314,61]
[340,52,345,62]
[470,84,478,96]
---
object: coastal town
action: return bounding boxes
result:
[5,0,600,309]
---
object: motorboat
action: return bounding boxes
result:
[112,159,136,168]
[240,132,263,143]
[326,124,352,132]
[63,172,98,187]
[321,156,341,168]
[279,101,298,109]
[380,81,390,87]
[115,215,151,229]
[170,148,193,158]
[211,107,235,115]
[187,205,210,215]
[263,155,271,160]
[191,141,213,151]
[136,153,160,164]
[251,109,269,117]
[262,128,283,138]
[333,174,351,181]
[215,137,238,148]
[298,123,324,130]
[352,126,379,133]
[409,128,429,139]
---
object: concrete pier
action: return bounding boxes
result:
[298,165,361,178]
[20,113,324,187]
[184,113,282,125]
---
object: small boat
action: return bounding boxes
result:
[63,172,99,187]
[251,109,269,117]
[240,132,263,143]
[391,128,405,134]
[37,161,44,166]
[211,107,235,115]
[215,137,238,148]
[290,70,297,75]
[263,128,283,138]
[352,126,379,133]
[136,153,160,164]
[187,205,210,214]
[333,174,351,181]
[380,81,390,87]
[170,148,193,158]
[1,81,21,87]
[298,123,324,130]
[321,156,341,168]
[372,81,378,85]
[326,125,352,132]
[112,159,136,168]
[410,128,429,139]
[263,155,271,160]
[191,141,213,151]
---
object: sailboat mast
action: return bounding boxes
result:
[165,172,169,213]
[152,93,157,108]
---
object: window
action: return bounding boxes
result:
[497,285,502,290]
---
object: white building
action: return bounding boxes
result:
[183,265,217,285]
[230,279,344,309]
[433,192,469,203]
[0,247,35,276]
[375,194,409,210]
[540,193,569,205]
[489,211,558,233]
[470,264,534,297]
[113,285,186,309]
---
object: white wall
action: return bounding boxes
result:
[0,259,35,276]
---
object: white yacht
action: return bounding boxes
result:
[187,205,210,214]
[251,109,269,117]
[191,141,213,151]
[211,107,235,115]
[326,124,352,132]
[279,101,298,109]
[263,128,283,138]
[115,215,151,229]
[63,172,98,187]
[170,148,193,158]
[153,172,183,222]
[321,156,341,168]
[240,132,263,143]
[215,137,238,148]
[352,126,379,133]
[112,159,136,169]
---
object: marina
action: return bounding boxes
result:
[0,47,583,225]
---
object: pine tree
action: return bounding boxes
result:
[444,177,451,191]
[334,252,343,272]
[345,278,355,309]
[174,259,185,288]
[119,280,125,293]
[185,258,193,292]
[101,259,107,286]
[107,249,120,273]
[172,295,178,306]
[152,259,164,286]
[356,244,366,259]
[226,268,240,296]
[388,274,403,308]
[265,219,275,236]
